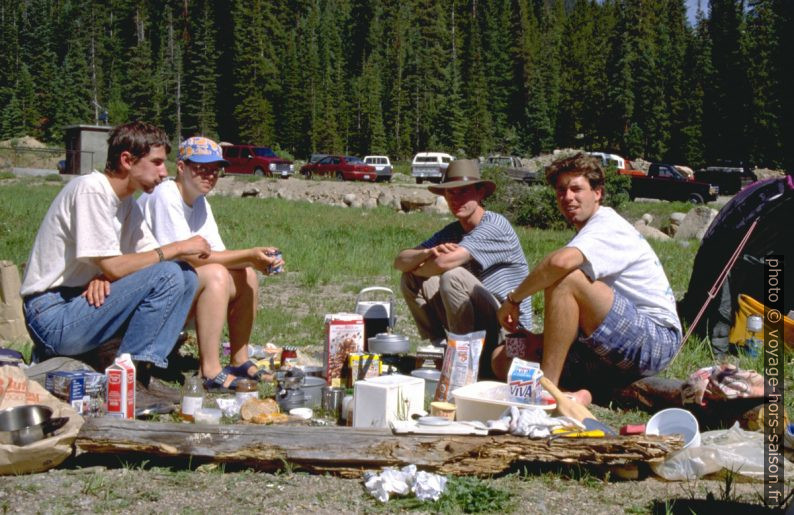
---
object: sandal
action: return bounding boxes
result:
[203,370,242,393]
[227,360,271,382]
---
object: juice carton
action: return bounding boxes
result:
[507,358,543,405]
[323,313,364,387]
[105,353,136,419]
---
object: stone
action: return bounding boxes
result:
[641,213,653,225]
[363,198,378,209]
[635,223,670,241]
[674,207,718,241]
[669,212,686,225]
[343,193,357,206]
[241,188,260,198]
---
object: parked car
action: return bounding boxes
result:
[411,152,455,184]
[587,151,645,177]
[308,153,328,164]
[483,155,541,184]
[221,144,294,178]
[299,155,377,182]
[695,160,757,195]
[363,155,393,182]
[631,163,719,204]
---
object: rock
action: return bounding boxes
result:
[641,213,653,225]
[241,188,260,198]
[342,193,357,206]
[399,190,437,212]
[635,223,670,241]
[350,200,363,209]
[674,207,718,241]
[363,198,378,209]
[423,196,450,216]
[669,212,686,225]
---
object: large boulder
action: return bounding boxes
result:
[674,207,718,241]
[633,220,670,241]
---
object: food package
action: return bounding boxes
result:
[323,313,364,387]
[507,358,543,404]
[347,353,381,387]
[45,370,105,416]
[105,353,135,419]
[434,330,485,402]
[240,397,280,421]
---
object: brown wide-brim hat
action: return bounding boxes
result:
[428,159,496,198]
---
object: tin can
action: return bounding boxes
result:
[267,250,283,274]
[281,346,298,369]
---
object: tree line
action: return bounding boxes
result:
[0,0,791,169]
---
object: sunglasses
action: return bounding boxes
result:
[188,163,222,177]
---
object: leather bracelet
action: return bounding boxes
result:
[155,247,165,262]
[506,291,521,306]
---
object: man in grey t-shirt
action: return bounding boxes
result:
[394,160,531,378]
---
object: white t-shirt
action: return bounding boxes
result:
[20,171,158,296]
[137,179,225,251]
[566,206,682,333]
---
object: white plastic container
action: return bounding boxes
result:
[645,408,701,448]
[353,374,424,428]
[451,381,554,422]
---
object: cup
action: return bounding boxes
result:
[321,386,345,415]
[645,408,701,448]
[430,401,456,421]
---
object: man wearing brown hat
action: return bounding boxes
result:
[394,159,532,378]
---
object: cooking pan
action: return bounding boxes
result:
[0,405,69,446]
[367,332,410,355]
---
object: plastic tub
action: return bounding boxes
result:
[645,408,701,448]
[451,381,554,421]
[193,408,222,424]
[410,368,441,401]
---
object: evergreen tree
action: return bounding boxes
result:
[463,1,492,157]
[183,0,219,138]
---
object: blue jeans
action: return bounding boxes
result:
[24,261,198,368]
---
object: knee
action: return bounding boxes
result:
[547,268,589,296]
[154,261,198,295]
[202,264,232,290]
[438,267,469,293]
[400,272,417,296]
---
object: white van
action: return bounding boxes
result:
[411,152,455,184]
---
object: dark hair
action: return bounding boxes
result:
[105,121,171,173]
[545,152,605,192]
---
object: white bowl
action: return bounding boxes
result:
[645,408,700,448]
[289,407,313,420]
[193,407,222,424]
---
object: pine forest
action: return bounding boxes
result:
[0,0,791,169]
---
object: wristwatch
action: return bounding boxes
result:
[506,291,521,306]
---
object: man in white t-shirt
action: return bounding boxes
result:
[494,153,682,400]
[138,137,284,392]
[21,121,211,390]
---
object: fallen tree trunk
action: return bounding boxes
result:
[76,418,683,478]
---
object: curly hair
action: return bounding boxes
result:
[105,121,171,173]
[544,152,605,192]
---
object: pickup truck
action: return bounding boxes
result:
[694,161,757,195]
[587,152,645,177]
[630,163,719,204]
[483,155,541,184]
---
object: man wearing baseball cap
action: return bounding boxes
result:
[139,136,284,391]
[393,159,532,378]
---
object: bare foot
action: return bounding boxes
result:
[568,389,592,407]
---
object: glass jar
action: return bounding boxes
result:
[281,346,298,369]
[181,375,204,422]
[235,378,259,406]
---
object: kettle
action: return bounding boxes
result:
[355,287,396,342]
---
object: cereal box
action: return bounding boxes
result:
[323,313,364,387]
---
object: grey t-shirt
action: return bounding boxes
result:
[421,211,533,329]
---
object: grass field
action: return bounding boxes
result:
[0,175,788,415]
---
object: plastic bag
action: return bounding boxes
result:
[651,422,792,480]
[435,330,485,402]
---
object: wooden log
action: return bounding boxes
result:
[76,418,683,478]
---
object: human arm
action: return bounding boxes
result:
[393,243,471,277]
[497,247,585,332]
[178,247,283,274]
[92,235,211,281]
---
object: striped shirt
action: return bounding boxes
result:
[421,211,533,329]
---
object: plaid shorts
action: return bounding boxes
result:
[561,289,681,391]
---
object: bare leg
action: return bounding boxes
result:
[193,264,236,387]
[541,269,613,385]
[228,267,259,377]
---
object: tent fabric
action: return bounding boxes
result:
[678,176,794,354]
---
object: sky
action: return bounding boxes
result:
[685,0,705,25]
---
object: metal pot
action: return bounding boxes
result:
[367,332,410,355]
[0,405,69,446]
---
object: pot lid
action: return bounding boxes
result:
[368,332,408,345]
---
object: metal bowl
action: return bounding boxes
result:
[0,404,68,446]
[367,332,410,355]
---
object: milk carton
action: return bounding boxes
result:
[507,358,543,405]
[105,353,136,419]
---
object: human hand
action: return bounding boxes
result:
[82,275,111,307]
[429,242,459,257]
[177,235,211,259]
[497,300,520,333]
[250,247,284,275]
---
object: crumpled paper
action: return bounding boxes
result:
[487,406,583,437]
[364,464,448,502]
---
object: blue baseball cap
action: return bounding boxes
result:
[178,137,229,167]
